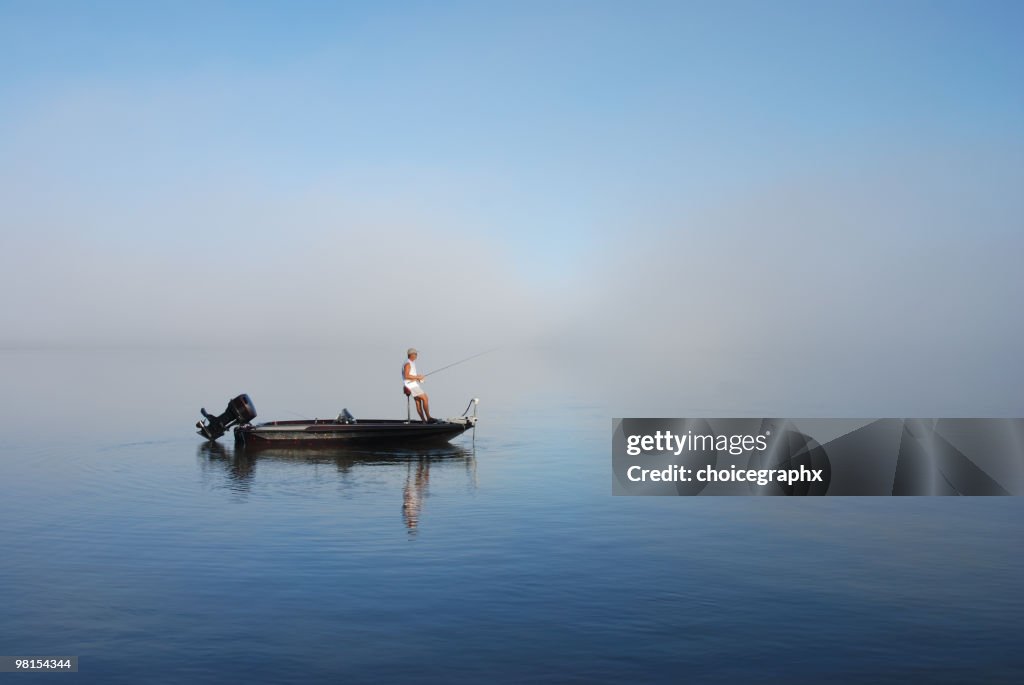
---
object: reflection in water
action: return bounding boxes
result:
[198,441,477,532]
[402,459,430,533]
[198,441,255,494]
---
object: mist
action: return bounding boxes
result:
[2,2,1022,418]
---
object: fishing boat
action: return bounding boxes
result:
[196,394,478,447]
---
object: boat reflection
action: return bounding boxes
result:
[197,441,477,533]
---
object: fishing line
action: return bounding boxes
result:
[423,348,499,378]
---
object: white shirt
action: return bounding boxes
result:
[403,359,418,388]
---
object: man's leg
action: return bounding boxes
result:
[420,394,433,421]
[414,396,427,422]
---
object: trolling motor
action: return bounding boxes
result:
[197,394,257,442]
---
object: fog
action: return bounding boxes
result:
[2,3,1022,418]
[3,136,1022,418]
[575,148,1024,416]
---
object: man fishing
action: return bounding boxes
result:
[403,348,436,423]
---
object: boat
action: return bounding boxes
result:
[196,393,478,447]
[235,415,477,448]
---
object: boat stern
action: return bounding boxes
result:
[196,394,257,442]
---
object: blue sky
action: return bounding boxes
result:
[1,1,1022,359]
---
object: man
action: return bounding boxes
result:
[403,348,436,423]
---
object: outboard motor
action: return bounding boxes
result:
[197,394,257,442]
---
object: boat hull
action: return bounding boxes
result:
[234,417,476,448]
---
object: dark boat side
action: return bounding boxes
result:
[196,394,478,447]
[234,417,476,448]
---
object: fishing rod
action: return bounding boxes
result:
[423,348,499,378]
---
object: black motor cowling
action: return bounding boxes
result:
[197,394,257,442]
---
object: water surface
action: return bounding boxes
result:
[1,350,1021,683]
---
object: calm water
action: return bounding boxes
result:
[1,350,1022,683]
